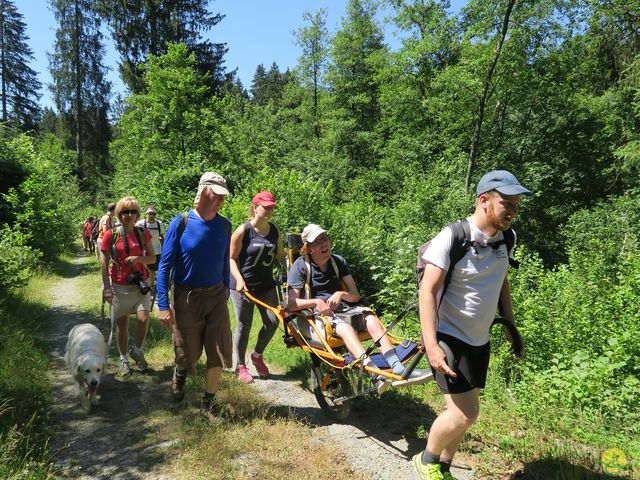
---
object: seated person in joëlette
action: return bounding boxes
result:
[287,224,430,394]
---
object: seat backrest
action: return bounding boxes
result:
[286,233,303,271]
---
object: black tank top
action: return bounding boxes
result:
[231,221,279,291]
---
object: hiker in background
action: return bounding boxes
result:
[287,224,431,395]
[85,217,95,254]
[97,203,116,259]
[101,197,155,377]
[91,216,101,259]
[82,217,93,252]
[136,205,164,292]
[414,170,530,480]
[156,172,232,419]
[230,191,286,383]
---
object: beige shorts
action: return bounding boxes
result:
[111,284,150,318]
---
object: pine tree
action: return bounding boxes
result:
[250,63,268,104]
[0,0,41,130]
[97,0,227,94]
[327,0,386,170]
[295,9,329,140]
[48,0,111,193]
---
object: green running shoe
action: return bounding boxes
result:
[412,453,444,480]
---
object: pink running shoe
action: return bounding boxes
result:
[235,364,253,383]
[250,351,270,378]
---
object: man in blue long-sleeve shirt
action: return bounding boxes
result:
[157,172,232,415]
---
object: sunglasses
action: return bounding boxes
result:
[121,209,139,216]
[311,234,329,246]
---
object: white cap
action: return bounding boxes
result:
[301,224,327,244]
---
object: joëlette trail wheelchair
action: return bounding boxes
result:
[243,233,432,420]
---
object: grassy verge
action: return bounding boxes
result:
[0,269,57,480]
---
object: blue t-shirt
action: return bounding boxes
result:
[287,254,350,301]
[156,210,231,309]
[230,221,279,292]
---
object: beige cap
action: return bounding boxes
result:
[301,224,327,244]
[194,172,230,205]
[199,172,230,195]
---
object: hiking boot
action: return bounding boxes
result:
[235,364,254,384]
[200,395,223,424]
[442,472,458,480]
[412,454,444,480]
[128,347,148,371]
[250,350,270,378]
[372,374,391,395]
[117,359,131,377]
[172,366,187,402]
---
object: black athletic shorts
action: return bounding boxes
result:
[431,332,490,394]
[148,254,161,271]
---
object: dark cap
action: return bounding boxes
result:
[476,170,532,197]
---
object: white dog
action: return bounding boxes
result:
[64,323,107,412]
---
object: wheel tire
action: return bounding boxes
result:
[310,354,351,420]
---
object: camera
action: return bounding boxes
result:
[127,271,151,295]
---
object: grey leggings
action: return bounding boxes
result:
[230,288,279,366]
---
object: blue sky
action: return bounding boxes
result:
[21,0,464,109]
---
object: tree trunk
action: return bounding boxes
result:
[0,0,6,123]
[74,0,83,165]
[465,0,515,193]
[313,62,320,140]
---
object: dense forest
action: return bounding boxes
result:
[0,0,638,477]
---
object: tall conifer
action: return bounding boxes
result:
[0,0,41,130]
[98,0,227,94]
[48,0,111,193]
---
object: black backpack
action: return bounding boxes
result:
[90,219,100,240]
[416,219,518,298]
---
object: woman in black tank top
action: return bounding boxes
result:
[230,191,286,383]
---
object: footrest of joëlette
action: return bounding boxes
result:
[343,341,419,369]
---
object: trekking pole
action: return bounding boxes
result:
[363,292,418,359]
[102,298,114,351]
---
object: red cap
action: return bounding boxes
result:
[252,191,276,206]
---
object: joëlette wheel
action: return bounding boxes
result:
[310,353,351,420]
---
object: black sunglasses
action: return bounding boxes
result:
[121,209,139,216]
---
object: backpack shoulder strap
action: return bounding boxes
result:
[330,255,349,291]
[177,212,188,241]
[303,255,313,299]
[502,228,520,268]
[110,226,125,261]
[134,226,146,251]
[445,219,470,285]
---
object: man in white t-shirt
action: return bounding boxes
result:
[136,206,164,291]
[413,170,531,480]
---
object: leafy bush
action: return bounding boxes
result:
[4,135,83,261]
[506,193,640,430]
[0,225,40,293]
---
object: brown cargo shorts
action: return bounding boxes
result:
[172,283,232,371]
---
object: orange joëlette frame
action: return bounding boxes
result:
[242,290,404,381]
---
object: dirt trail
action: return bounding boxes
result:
[46,253,175,480]
[46,251,474,480]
